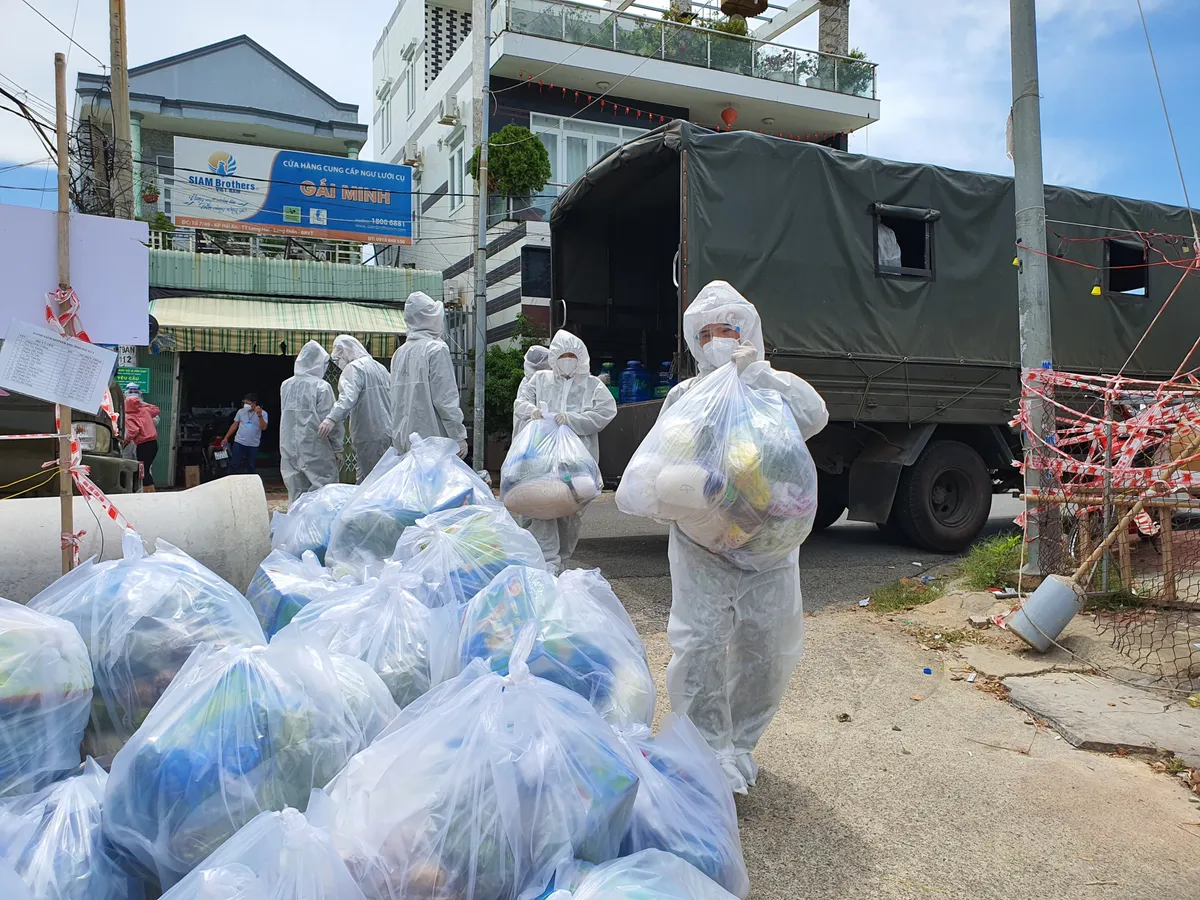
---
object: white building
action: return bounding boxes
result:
[372,0,879,346]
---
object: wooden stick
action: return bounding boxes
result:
[1117,508,1133,590]
[1160,508,1177,604]
[54,52,73,575]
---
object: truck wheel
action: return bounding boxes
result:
[893,440,990,553]
[812,471,848,531]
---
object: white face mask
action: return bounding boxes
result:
[243,403,253,411]
[554,358,576,378]
[701,337,739,369]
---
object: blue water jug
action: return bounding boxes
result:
[619,361,650,404]
[653,361,675,399]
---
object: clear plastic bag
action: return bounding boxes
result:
[270,483,357,565]
[390,505,546,608]
[500,417,603,520]
[29,532,266,761]
[277,566,458,709]
[246,550,343,637]
[104,640,398,888]
[459,566,654,726]
[615,716,748,897]
[551,849,738,900]
[616,363,818,571]
[320,627,640,900]
[158,808,365,900]
[327,437,498,578]
[0,597,93,798]
[0,758,145,900]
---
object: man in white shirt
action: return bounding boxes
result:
[223,392,269,475]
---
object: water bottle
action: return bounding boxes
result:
[619,360,650,405]
[653,361,674,399]
[599,362,619,402]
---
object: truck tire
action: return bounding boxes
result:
[893,440,990,553]
[812,471,848,532]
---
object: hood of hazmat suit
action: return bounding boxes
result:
[279,341,341,503]
[327,335,393,479]
[512,345,552,435]
[661,280,828,794]
[390,292,467,455]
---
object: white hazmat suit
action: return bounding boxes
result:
[279,341,341,503]
[321,335,394,483]
[390,291,468,457]
[513,330,616,574]
[512,344,551,436]
[661,281,828,793]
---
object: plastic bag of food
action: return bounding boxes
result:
[615,716,747,897]
[270,483,357,565]
[277,566,458,709]
[319,627,639,900]
[158,808,365,900]
[0,597,93,798]
[246,550,342,637]
[0,758,145,900]
[616,363,818,571]
[327,436,498,578]
[29,532,265,761]
[500,417,602,520]
[459,566,654,726]
[104,639,398,888]
[390,505,546,608]
[551,850,738,900]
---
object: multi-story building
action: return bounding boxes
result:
[372,0,879,347]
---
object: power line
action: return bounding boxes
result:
[19,0,107,69]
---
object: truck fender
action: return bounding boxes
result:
[847,424,936,524]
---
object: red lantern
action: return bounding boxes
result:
[720,106,738,128]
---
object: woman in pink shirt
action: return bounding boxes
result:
[122,383,160,492]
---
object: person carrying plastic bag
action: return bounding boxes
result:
[616,281,828,793]
[318,335,393,483]
[279,341,342,503]
[390,292,468,458]
[270,482,357,564]
[548,850,738,900]
[317,625,639,900]
[513,345,551,436]
[157,807,365,900]
[29,531,265,762]
[0,597,93,798]
[104,639,398,888]
[245,550,343,637]
[513,330,616,574]
[0,759,145,900]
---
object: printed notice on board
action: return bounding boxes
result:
[0,320,117,412]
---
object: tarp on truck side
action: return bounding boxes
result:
[551,121,1200,378]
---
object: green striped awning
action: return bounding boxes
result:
[150,296,406,356]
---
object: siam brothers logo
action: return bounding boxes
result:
[208,151,237,176]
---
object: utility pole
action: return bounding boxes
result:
[470,0,493,473]
[1010,0,1054,572]
[54,53,75,574]
[108,0,134,221]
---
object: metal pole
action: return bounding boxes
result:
[54,53,74,575]
[1010,0,1055,573]
[471,0,494,473]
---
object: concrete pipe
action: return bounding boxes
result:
[0,476,270,603]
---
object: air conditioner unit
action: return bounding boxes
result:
[438,95,461,126]
[400,38,419,61]
[374,76,394,99]
[402,140,422,166]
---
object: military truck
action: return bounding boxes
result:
[548,122,1200,552]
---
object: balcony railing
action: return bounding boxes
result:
[503,0,877,100]
[147,227,362,264]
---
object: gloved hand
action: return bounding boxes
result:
[317,418,335,438]
[457,440,469,459]
[555,413,569,426]
[732,342,758,374]
[529,408,543,420]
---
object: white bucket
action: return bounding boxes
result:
[1004,574,1084,652]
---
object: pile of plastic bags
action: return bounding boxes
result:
[551,849,739,900]
[390,506,546,608]
[104,640,397,887]
[0,759,144,900]
[319,628,640,900]
[459,566,655,727]
[616,363,818,571]
[29,532,266,761]
[500,418,603,520]
[0,598,93,798]
[271,483,357,564]
[327,437,497,578]
[246,550,344,637]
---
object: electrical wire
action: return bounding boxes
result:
[0,157,52,174]
[18,0,107,70]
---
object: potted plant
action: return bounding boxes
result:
[141,175,160,205]
[468,124,552,222]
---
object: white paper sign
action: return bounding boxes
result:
[0,321,117,413]
[0,202,149,345]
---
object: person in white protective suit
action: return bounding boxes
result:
[513,330,616,574]
[318,335,393,483]
[279,341,342,503]
[512,344,551,436]
[390,291,468,458]
[661,281,828,793]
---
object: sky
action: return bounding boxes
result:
[0,0,1196,211]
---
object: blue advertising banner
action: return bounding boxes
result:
[172,137,413,245]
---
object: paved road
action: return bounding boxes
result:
[573,493,1024,613]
